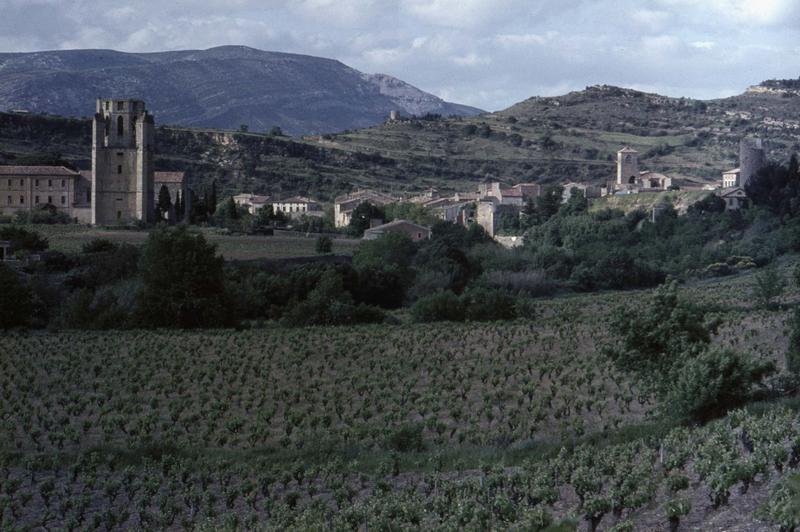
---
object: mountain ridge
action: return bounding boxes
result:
[0,46,483,135]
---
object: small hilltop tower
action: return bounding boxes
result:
[738,137,766,189]
[91,98,155,225]
[616,146,639,185]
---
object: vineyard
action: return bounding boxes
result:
[1,264,798,529]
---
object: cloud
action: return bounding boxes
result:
[0,0,799,111]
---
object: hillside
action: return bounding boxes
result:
[1,80,799,200]
[0,46,482,135]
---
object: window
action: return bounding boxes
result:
[6,179,10,187]
[117,210,122,220]
[117,116,124,137]
[61,196,66,205]
[48,180,52,187]
[61,180,65,187]
[48,196,52,204]
[6,196,10,205]
[35,179,39,186]
[86,190,90,202]
[35,196,39,204]
[104,101,110,110]
[19,179,23,186]
[117,101,124,111]
[19,196,24,204]
[117,165,122,174]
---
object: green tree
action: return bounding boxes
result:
[753,264,785,310]
[135,226,232,328]
[315,235,332,254]
[0,263,33,328]
[347,202,385,236]
[0,226,48,253]
[607,282,772,421]
[156,184,172,222]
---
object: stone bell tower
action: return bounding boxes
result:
[91,98,154,225]
[616,146,640,185]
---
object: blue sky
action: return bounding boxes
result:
[2,0,799,110]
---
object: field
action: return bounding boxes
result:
[27,225,361,261]
[1,263,797,529]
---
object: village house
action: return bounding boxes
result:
[603,146,672,196]
[272,196,323,219]
[334,189,399,227]
[716,187,750,211]
[233,193,271,214]
[154,171,190,222]
[363,219,431,241]
[0,166,92,222]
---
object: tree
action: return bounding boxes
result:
[222,196,240,221]
[347,202,385,236]
[204,181,218,216]
[0,226,48,254]
[315,235,332,254]
[135,226,232,328]
[606,282,772,421]
[0,263,33,328]
[156,184,172,222]
[753,264,785,310]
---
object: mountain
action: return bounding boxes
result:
[1,80,799,201]
[0,46,483,135]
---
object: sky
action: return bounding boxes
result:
[1,0,799,111]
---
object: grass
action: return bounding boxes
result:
[27,224,361,260]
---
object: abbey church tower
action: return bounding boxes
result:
[91,99,154,224]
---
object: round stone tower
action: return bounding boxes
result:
[739,137,766,189]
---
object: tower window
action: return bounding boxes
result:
[117,101,124,111]
[35,179,39,187]
[35,196,39,204]
[6,196,11,205]
[105,101,110,110]
[19,179,23,186]
[61,196,66,205]
[48,196,52,204]
[19,196,24,204]
[6,179,10,187]
[61,180,65,187]
[118,165,122,174]
[117,116,124,137]
[48,179,52,187]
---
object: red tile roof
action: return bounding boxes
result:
[0,165,79,176]
[154,171,185,183]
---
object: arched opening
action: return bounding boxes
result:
[117,116,124,137]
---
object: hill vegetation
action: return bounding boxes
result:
[2,80,800,200]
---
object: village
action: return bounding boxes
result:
[0,97,768,258]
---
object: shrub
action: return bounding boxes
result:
[0,263,33,328]
[0,226,48,254]
[667,348,774,422]
[81,238,117,254]
[410,291,465,323]
[482,270,556,297]
[315,235,332,254]
[462,287,517,322]
[386,424,425,452]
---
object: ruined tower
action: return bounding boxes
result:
[616,147,639,185]
[738,137,766,189]
[91,99,154,225]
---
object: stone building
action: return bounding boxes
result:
[617,146,640,185]
[720,138,767,189]
[91,99,155,225]
[606,146,672,195]
[233,193,271,214]
[154,171,190,222]
[363,219,430,241]
[0,166,92,222]
[334,189,399,227]
[272,196,323,219]
[717,187,750,211]
[739,138,766,188]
